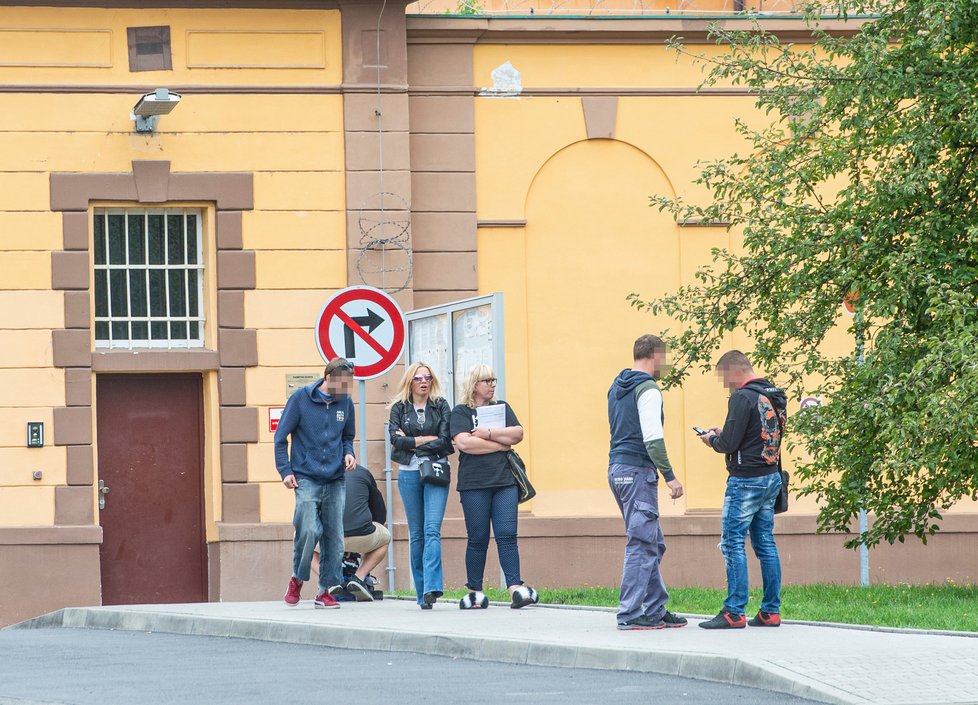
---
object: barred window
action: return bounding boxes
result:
[93,209,204,349]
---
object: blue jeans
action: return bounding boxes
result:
[720,472,782,615]
[397,469,449,604]
[459,485,521,590]
[292,476,345,593]
[608,463,669,622]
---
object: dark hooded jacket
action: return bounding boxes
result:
[607,369,676,482]
[709,378,788,477]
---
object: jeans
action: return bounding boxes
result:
[397,469,449,604]
[292,476,345,593]
[608,463,669,622]
[459,485,521,590]
[720,472,783,615]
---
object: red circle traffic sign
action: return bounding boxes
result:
[315,286,405,380]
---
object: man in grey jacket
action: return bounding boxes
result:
[275,358,357,609]
[607,334,687,631]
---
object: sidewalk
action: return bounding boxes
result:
[10,599,978,705]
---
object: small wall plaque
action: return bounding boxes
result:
[27,422,44,448]
[286,373,318,399]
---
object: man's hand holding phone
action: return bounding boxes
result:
[695,425,720,447]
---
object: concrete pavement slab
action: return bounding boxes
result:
[8,600,978,705]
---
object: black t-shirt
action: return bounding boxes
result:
[449,400,521,492]
[343,465,386,537]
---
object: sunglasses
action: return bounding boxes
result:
[413,374,433,383]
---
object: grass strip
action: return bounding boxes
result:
[395,582,978,632]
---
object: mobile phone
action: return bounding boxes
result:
[692,426,706,436]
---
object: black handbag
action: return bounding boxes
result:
[418,457,451,487]
[774,469,789,514]
[507,450,536,504]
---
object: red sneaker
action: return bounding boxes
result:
[698,608,747,629]
[284,577,303,607]
[748,610,781,627]
[314,590,341,609]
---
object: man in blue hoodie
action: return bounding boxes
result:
[276,357,357,609]
[698,350,786,629]
[608,334,687,630]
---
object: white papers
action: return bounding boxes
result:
[475,403,507,430]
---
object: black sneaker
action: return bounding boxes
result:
[617,615,666,630]
[661,611,688,628]
[345,575,375,602]
[698,608,747,629]
[748,610,781,627]
[422,591,440,608]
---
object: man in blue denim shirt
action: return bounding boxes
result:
[699,350,786,629]
[275,358,357,609]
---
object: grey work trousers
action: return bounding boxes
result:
[608,463,669,622]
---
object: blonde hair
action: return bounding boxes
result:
[390,362,444,406]
[459,363,494,408]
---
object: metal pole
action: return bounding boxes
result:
[358,380,367,468]
[855,308,870,587]
[859,510,869,586]
[383,421,396,591]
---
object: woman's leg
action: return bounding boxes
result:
[397,470,426,602]
[489,485,522,590]
[459,488,492,591]
[421,480,450,596]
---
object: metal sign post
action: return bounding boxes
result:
[315,286,406,592]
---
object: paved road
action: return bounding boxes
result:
[0,628,818,705]
[9,600,978,704]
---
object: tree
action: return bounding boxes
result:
[631,0,978,548]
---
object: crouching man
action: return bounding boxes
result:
[339,464,391,601]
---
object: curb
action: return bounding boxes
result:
[9,606,865,705]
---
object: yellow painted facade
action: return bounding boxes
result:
[1,3,972,614]
[0,5,346,528]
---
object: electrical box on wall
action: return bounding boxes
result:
[27,422,43,448]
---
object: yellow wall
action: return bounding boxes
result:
[0,6,345,528]
[472,42,869,517]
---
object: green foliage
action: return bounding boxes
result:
[443,0,484,15]
[630,0,978,547]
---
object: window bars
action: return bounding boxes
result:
[93,208,204,349]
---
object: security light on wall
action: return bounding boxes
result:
[131,88,181,133]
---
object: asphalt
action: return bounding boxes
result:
[8,599,978,705]
[0,627,816,705]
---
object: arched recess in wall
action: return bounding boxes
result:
[522,138,683,515]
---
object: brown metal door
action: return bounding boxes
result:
[96,374,207,605]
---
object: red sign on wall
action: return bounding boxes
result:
[268,406,284,433]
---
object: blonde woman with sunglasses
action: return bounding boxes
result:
[389,363,453,609]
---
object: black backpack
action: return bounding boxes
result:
[743,382,789,514]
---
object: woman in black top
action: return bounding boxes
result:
[450,363,538,610]
[389,362,453,609]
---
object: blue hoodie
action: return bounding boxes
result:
[274,379,355,483]
[607,369,675,481]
